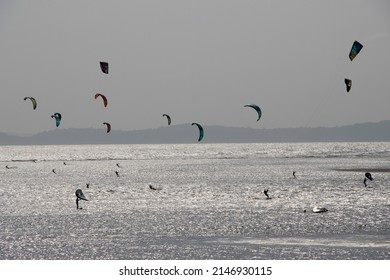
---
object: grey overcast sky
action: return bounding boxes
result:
[1,0,389,135]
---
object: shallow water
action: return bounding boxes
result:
[0,143,389,259]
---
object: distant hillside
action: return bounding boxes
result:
[1,121,390,145]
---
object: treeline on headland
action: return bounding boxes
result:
[1,120,390,145]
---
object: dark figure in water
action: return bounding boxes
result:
[63,162,67,165]
[75,189,88,210]
[86,183,90,188]
[115,171,120,177]
[116,163,120,168]
[52,169,57,174]
[149,184,157,190]
[264,189,270,199]
[363,177,367,187]
[293,171,296,179]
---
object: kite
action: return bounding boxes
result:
[100,61,109,74]
[162,114,171,125]
[51,113,62,127]
[192,123,204,142]
[103,122,111,133]
[244,104,262,121]
[344,79,352,92]
[349,41,363,61]
[24,97,37,110]
[94,93,108,107]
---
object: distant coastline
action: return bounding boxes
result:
[1,120,390,145]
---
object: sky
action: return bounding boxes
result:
[1,0,390,135]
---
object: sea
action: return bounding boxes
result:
[0,142,389,260]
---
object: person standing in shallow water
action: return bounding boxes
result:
[293,171,296,179]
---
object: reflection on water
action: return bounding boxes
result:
[0,143,389,259]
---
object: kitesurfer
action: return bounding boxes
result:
[264,189,270,199]
[75,189,88,210]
